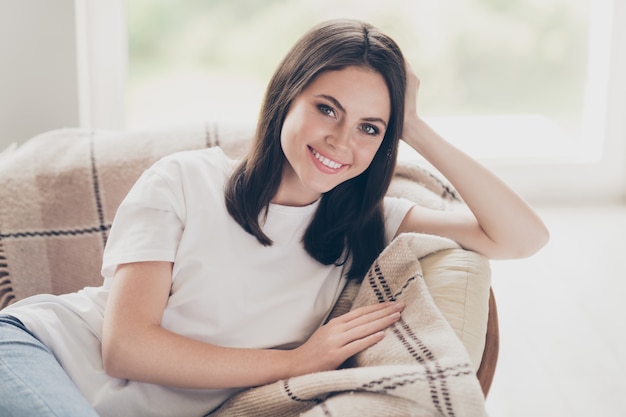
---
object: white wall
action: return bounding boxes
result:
[0,0,127,151]
[0,0,79,149]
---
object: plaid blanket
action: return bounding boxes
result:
[210,233,487,417]
[0,124,251,308]
[0,125,487,415]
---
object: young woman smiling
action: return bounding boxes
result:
[0,19,548,417]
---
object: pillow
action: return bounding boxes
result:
[0,142,17,161]
[420,248,491,369]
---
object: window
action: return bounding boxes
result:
[81,0,626,201]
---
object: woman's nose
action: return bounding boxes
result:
[326,126,350,150]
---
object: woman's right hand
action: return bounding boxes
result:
[289,302,404,375]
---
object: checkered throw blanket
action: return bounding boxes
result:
[210,233,487,417]
[0,124,251,308]
[0,125,486,415]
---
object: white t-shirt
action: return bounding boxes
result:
[4,147,415,417]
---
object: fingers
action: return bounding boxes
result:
[295,302,404,374]
[348,302,404,327]
[334,302,403,324]
[345,307,402,340]
[405,62,420,85]
[404,63,420,117]
[337,303,404,357]
[405,61,416,76]
[339,330,387,358]
[330,302,404,346]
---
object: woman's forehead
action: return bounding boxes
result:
[302,66,391,121]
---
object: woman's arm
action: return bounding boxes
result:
[101,261,403,389]
[396,65,549,259]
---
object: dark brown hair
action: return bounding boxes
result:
[225,19,406,279]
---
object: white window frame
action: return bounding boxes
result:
[77,0,626,203]
[74,0,127,130]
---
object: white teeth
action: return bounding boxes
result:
[312,149,343,169]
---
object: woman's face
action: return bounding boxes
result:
[276,66,391,206]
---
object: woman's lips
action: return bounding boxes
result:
[308,146,345,170]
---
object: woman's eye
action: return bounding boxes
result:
[318,104,336,118]
[361,124,380,136]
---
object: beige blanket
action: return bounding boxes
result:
[0,125,250,307]
[211,233,487,417]
[0,126,487,415]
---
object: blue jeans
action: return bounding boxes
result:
[0,315,100,416]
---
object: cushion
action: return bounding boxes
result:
[0,142,17,161]
[421,248,491,369]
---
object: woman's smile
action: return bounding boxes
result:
[308,146,346,171]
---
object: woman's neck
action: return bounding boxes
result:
[271,168,321,207]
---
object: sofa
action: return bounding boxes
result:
[0,123,497,415]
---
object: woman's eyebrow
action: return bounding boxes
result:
[363,117,388,129]
[316,94,346,114]
[315,94,388,128]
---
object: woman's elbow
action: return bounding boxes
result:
[527,222,550,256]
[482,223,550,260]
[101,335,128,379]
[508,224,550,259]
[101,325,145,380]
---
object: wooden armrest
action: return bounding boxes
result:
[476,287,499,397]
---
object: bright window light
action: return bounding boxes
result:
[126,0,598,165]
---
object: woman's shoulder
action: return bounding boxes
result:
[130,147,239,198]
[383,196,416,216]
[382,196,416,244]
[150,147,239,179]
[157,146,237,168]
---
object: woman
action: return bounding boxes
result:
[0,19,548,416]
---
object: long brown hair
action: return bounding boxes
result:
[225,19,406,279]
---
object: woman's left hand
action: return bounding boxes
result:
[404,62,420,120]
[400,63,429,154]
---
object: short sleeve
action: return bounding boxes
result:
[383,196,415,244]
[101,160,185,279]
